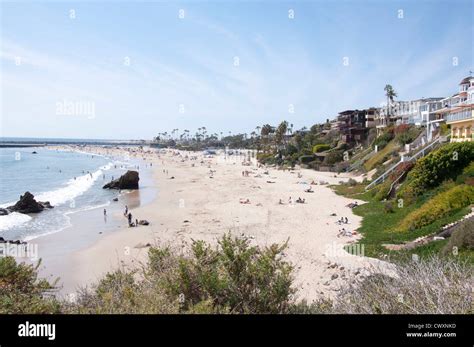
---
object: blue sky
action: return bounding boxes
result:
[1,0,472,140]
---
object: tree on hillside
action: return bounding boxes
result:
[384,84,398,118]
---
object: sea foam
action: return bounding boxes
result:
[0,212,32,232]
[0,162,114,232]
[35,162,113,206]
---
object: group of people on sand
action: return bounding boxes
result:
[241,170,251,177]
[278,196,306,205]
[333,210,356,237]
[337,228,355,237]
[336,216,349,225]
[123,205,139,227]
[346,201,359,209]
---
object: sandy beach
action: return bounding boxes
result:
[48,146,388,302]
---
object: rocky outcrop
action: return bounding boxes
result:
[6,192,54,214]
[0,237,27,245]
[0,208,8,216]
[103,170,139,190]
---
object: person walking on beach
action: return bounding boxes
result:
[104,209,107,217]
[124,205,128,216]
[128,213,132,226]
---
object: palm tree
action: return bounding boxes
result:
[260,124,273,153]
[275,121,288,146]
[384,84,397,118]
[260,124,272,136]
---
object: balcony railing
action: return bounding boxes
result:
[447,110,473,122]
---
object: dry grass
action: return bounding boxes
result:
[327,255,473,314]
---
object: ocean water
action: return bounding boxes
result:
[0,147,144,241]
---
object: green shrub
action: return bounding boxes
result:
[442,218,474,256]
[72,234,295,314]
[0,257,60,313]
[384,201,394,213]
[324,151,343,165]
[456,161,474,185]
[312,144,331,153]
[299,154,315,164]
[396,185,474,232]
[257,152,276,165]
[307,160,320,170]
[373,131,394,150]
[440,123,450,136]
[347,178,358,186]
[374,180,392,201]
[394,125,420,145]
[398,142,474,200]
[160,235,294,313]
[285,144,298,156]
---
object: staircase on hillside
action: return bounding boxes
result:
[347,148,376,172]
[365,135,448,191]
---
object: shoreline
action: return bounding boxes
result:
[22,145,157,294]
[46,145,390,302]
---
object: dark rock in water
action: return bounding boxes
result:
[6,192,54,214]
[138,220,149,226]
[40,201,53,209]
[113,197,119,202]
[0,208,9,216]
[32,151,37,154]
[0,237,26,245]
[103,170,139,190]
